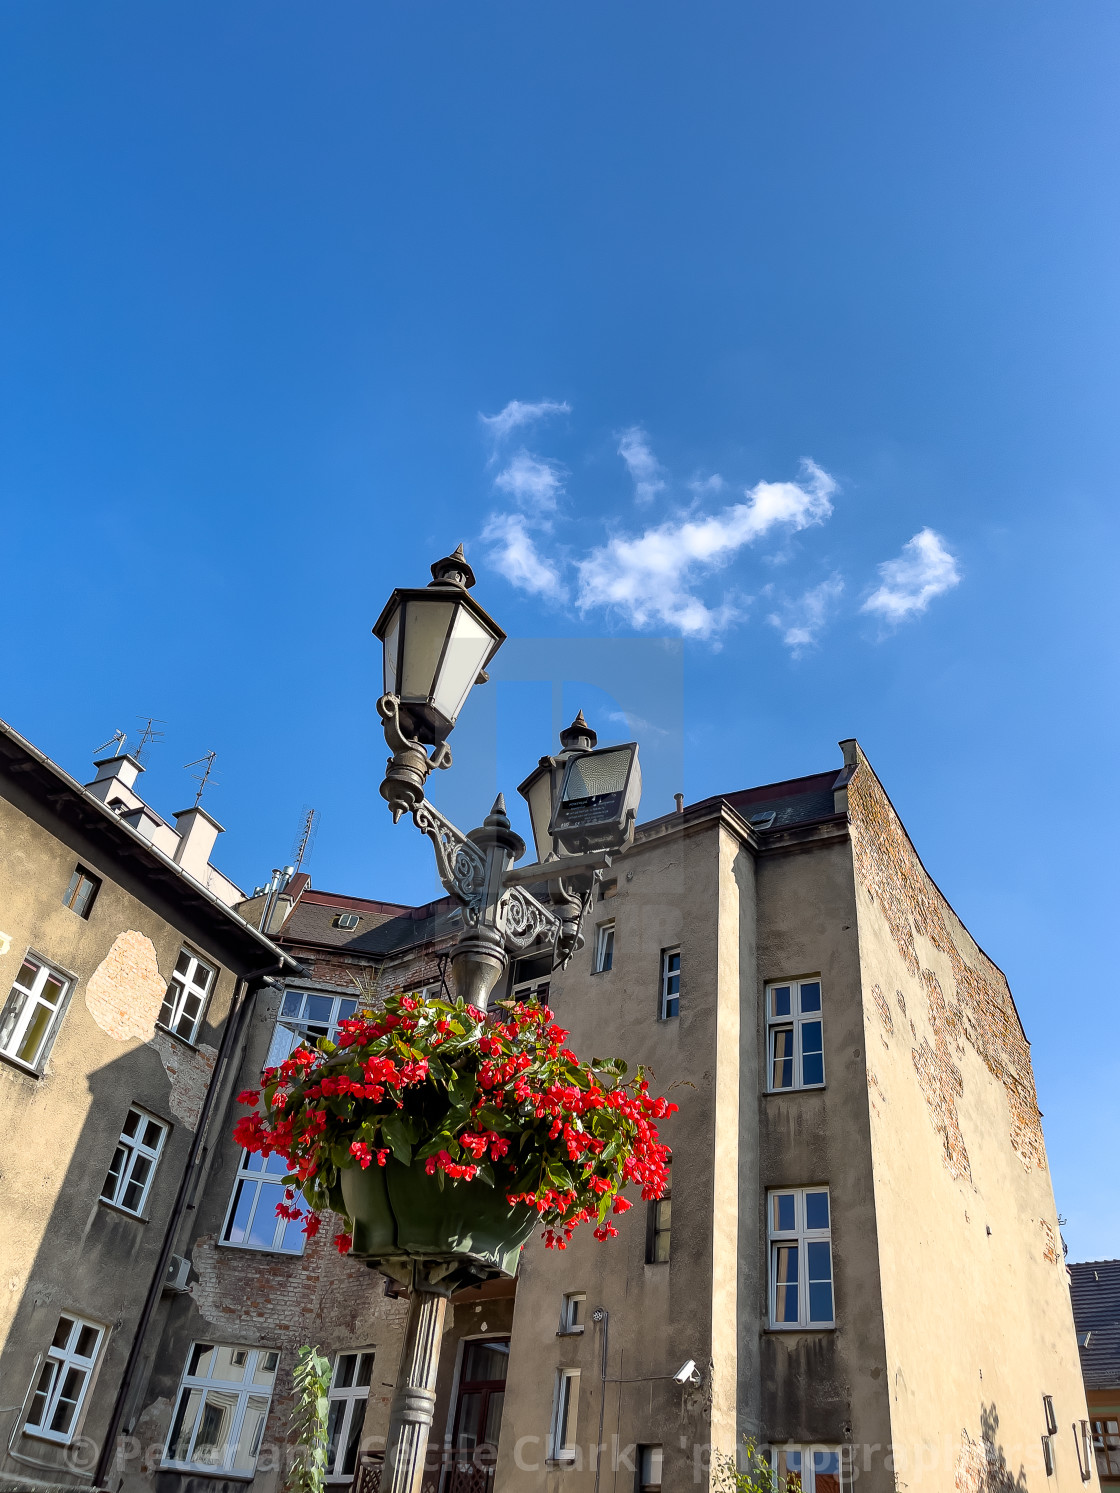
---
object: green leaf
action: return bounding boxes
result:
[475,1162,495,1188]
[380,1112,413,1166]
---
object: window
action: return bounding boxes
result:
[1092,1418,1120,1477]
[325,1351,374,1482]
[511,952,552,1006]
[559,1293,585,1335]
[638,1445,663,1493]
[549,1368,580,1462]
[222,1152,306,1253]
[265,989,362,1069]
[769,1446,847,1492]
[647,1172,671,1264]
[101,1106,168,1215]
[24,1315,104,1444]
[769,1189,834,1329]
[594,922,615,974]
[63,866,101,919]
[659,948,680,1020]
[159,949,215,1043]
[164,1344,278,1475]
[766,978,824,1090]
[0,956,71,1070]
[332,913,361,931]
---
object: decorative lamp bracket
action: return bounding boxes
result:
[377,694,452,822]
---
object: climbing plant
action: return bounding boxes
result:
[286,1345,332,1493]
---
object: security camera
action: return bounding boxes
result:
[673,1359,701,1386]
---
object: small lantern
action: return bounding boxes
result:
[548,741,642,854]
[372,546,506,746]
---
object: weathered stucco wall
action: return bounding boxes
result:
[752,829,893,1481]
[847,744,1095,1491]
[0,783,246,1487]
[494,812,733,1493]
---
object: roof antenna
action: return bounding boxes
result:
[93,729,128,759]
[183,751,218,807]
[290,806,320,875]
[134,716,166,765]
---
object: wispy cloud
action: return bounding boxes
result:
[493,450,565,511]
[768,575,845,654]
[480,512,565,599]
[480,399,571,444]
[575,460,836,638]
[618,426,666,505]
[862,528,960,623]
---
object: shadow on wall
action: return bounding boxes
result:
[0,1038,187,1485]
[960,1403,1028,1493]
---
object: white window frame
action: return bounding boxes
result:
[549,1368,580,1462]
[766,977,825,1091]
[159,949,215,1044]
[163,1343,279,1476]
[325,1350,375,1483]
[100,1106,169,1216]
[768,1187,834,1329]
[593,922,615,974]
[0,955,72,1071]
[659,947,680,1020]
[265,989,364,1070]
[638,1445,664,1493]
[222,1150,307,1254]
[769,1445,849,1491]
[23,1314,105,1444]
[559,1292,586,1335]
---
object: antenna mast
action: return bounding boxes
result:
[183,751,218,808]
[290,807,320,876]
[134,716,166,764]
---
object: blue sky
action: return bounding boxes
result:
[2,1,1118,1258]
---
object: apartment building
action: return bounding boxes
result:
[1,717,1093,1493]
[1070,1261,1120,1487]
[0,720,299,1491]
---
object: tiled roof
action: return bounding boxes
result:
[1070,1260,1120,1390]
[671,769,844,834]
[277,887,461,957]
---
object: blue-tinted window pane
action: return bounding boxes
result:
[263,1153,289,1176]
[799,982,822,1013]
[773,1193,796,1232]
[243,1149,266,1173]
[807,1240,832,1279]
[805,1192,830,1230]
[771,1029,794,1089]
[813,1451,840,1475]
[773,1245,798,1322]
[801,1020,823,1054]
[281,992,303,1018]
[246,1183,284,1247]
[802,1054,824,1087]
[663,995,679,1019]
[808,1279,834,1323]
[304,995,333,1025]
[771,986,792,1018]
[336,1000,358,1021]
[280,1211,307,1253]
[224,1181,255,1244]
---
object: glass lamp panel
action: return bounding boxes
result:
[432,606,496,724]
[523,767,556,862]
[380,603,401,695]
[562,748,632,800]
[398,597,456,702]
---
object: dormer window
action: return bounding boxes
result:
[333,913,360,931]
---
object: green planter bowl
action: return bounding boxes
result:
[338,1159,537,1279]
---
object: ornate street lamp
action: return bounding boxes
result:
[370,547,642,1493]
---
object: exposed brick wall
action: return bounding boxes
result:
[848,756,1045,1177]
[85,929,166,1042]
[149,1030,218,1131]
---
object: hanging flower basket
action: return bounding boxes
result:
[234,990,675,1275]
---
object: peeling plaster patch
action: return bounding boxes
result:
[0,931,12,958]
[896,989,907,1018]
[872,983,894,1036]
[85,931,166,1042]
[1040,1218,1060,1266]
[849,756,1045,1175]
[149,1030,218,1129]
[953,1425,1021,1492]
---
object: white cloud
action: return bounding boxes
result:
[480,512,565,599]
[480,399,571,444]
[575,459,836,638]
[617,426,666,505]
[493,449,565,512]
[862,527,960,622]
[768,575,845,654]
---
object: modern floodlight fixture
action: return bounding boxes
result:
[548,739,642,855]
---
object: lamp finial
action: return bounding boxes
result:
[430,546,476,589]
[560,709,597,752]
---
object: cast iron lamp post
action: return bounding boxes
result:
[369,547,642,1493]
